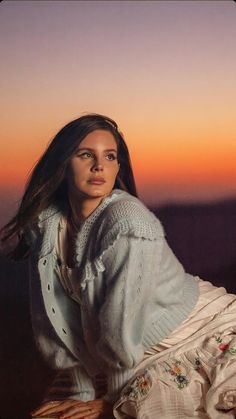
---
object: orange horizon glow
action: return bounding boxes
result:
[1,0,236,221]
[1,126,236,191]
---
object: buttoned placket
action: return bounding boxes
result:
[38,252,82,361]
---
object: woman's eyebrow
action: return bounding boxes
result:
[77,147,117,153]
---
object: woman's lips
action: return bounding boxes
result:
[88,178,106,185]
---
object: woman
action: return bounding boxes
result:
[1,114,236,419]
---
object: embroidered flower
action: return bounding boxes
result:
[122,370,152,401]
[163,360,189,390]
[194,357,202,371]
[215,335,236,356]
[173,366,182,374]
[219,343,229,352]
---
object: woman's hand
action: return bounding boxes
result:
[31,398,114,419]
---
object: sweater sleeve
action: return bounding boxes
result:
[96,234,163,402]
[42,366,96,402]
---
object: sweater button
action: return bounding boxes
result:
[43,259,47,265]
[62,328,67,334]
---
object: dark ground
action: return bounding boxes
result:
[1,199,236,419]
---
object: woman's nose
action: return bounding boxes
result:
[94,164,103,171]
[92,159,103,171]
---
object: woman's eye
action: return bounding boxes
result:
[78,152,93,159]
[106,154,117,161]
[76,152,117,161]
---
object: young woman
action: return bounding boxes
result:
[1,114,236,419]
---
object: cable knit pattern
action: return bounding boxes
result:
[27,189,199,403]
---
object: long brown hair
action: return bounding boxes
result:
[1,114,138,259]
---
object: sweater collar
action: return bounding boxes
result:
[37,189,124,260]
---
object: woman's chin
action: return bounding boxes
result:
[81,189,109,200]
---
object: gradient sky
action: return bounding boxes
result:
[1,0,236,225]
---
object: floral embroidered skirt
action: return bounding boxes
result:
[113,289,236,418]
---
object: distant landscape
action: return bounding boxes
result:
[1,198,236,418]
[155,198,236,293]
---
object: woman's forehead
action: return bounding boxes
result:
[78,130,118,149]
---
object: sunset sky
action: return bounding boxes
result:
[1,0,236,225]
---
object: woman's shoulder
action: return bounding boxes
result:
[25,205,61,244]
[99,189,165,240]
[106,189,161,223]
[37,205,61,224]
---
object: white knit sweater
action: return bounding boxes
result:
[28,189,199,402]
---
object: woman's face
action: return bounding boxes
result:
[67,129,120,200]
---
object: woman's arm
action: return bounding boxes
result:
[30,368,113,418]
[42,367,96,402]
[96,234,162,402]
[95,225,198,402]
